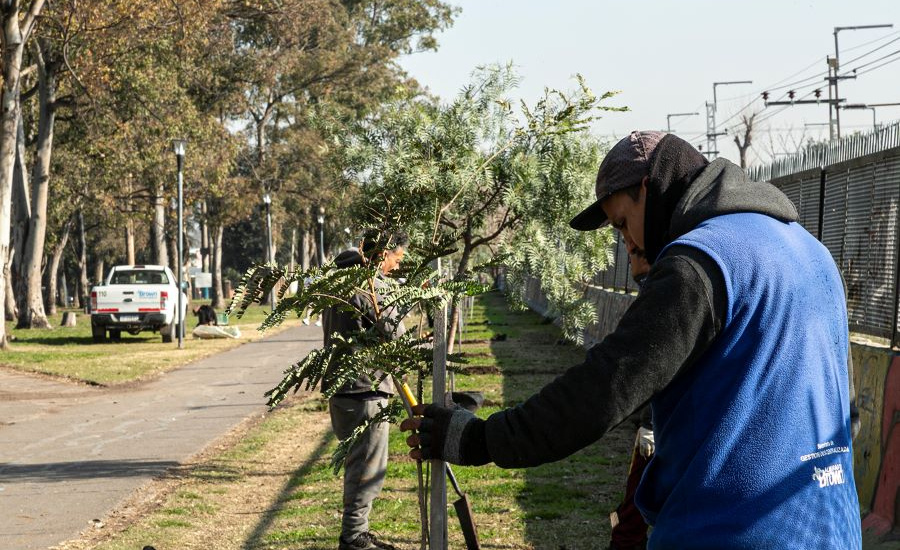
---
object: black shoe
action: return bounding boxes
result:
[338,531,399,550]
[608,541,647,550]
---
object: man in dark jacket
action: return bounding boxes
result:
[325,235,407,550]
[402,132,861,549]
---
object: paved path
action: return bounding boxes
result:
[0,325,322,550]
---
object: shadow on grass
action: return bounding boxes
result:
[477,291,631,549]
[11,335,158,346]
[241,429,334,550]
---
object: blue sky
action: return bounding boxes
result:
[399,0,900,166]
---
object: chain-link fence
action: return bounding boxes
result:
[546,122,900,347]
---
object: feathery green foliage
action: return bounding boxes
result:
[330,400,405,474]
[339,65,626,342]
[228,237,489,471]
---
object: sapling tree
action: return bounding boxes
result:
[227,231,486,470]
[500,133,616,343]
[230,67,629,547]
[228,228,487,548]
[345,64,624,345]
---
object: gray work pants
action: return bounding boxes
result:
[329,395,390,541]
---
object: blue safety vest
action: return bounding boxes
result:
[637,213,861,550]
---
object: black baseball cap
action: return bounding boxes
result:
[569,130,665,231]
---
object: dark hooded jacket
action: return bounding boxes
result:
[321,248,405,397]
[474,158,801,465]
[459,153,861,548]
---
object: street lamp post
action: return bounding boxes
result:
[172,139,187,349]
[666,112,700,133]
[263,193,275,311]
[842,104,878,131]
[706,80,753,159]
[843,103,900,132]
[832,25,893,139]
[316,206,325,266]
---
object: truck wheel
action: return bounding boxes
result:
[91,324,106,343]
[161,320,175,343]
[109,329,122,342]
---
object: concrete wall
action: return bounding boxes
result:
[852,342,900,537]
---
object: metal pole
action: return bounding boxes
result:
[176,153,184,350]
[666,112,699,134]
[827,58,836,141]
[834,30,842,140]
[431,257,448,550]
[710,81,753,159]
[832,24,894,140]
[317,207,326,266]
[265,200,275,311]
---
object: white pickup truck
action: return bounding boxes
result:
[90,265,188,343]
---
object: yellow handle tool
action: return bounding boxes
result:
[400,382,418,408]
[392,376,418,416]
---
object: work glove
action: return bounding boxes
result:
[636,426,655,458]
[400,403,489,466]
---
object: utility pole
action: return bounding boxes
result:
[831,24,893,139]
[172,139,187,349]
[706,81,752,159]
[262,193,275,311]
[843,103,900,132]
[764,88,842,119]
[666,112,699,133]
[316,206,326,266]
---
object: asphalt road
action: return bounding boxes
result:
[0,325,321,550]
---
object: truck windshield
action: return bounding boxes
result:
[110,270,169,285]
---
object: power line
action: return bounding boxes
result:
[845,47,900,74]
[841,29,900,54]
[719,33,900,135]
[715,57,823,103]
[855,53,900,76]
[839,35,900,66]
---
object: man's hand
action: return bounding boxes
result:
[636,426,654,458]
[400,403,482,465]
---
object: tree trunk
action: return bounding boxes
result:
[446,244,473,354]
[94,259,104,287]
[77,209,88,307]
[151,181,169,266]
[0,2,46,346]
[57,268,67,308]
[200,200,209,272]
[301,227,311,270]
[167,232,177,273]
[44,219,70,316]
[11,109,29,323]
[124,218,135,264]
[289,227,296,270]
[4,256,15,321]
[210,224,225,309]
[733,112,756,170]
[17,38,57,329]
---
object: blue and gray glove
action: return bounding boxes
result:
[400,403,490,466]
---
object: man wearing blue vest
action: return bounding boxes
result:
[401,131,861,549]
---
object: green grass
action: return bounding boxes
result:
[81,291,635,550]
[1,301,298,385]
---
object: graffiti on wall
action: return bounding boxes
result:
[859,349,900,537]
[851,342,900,538]
[851,344,890,516]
